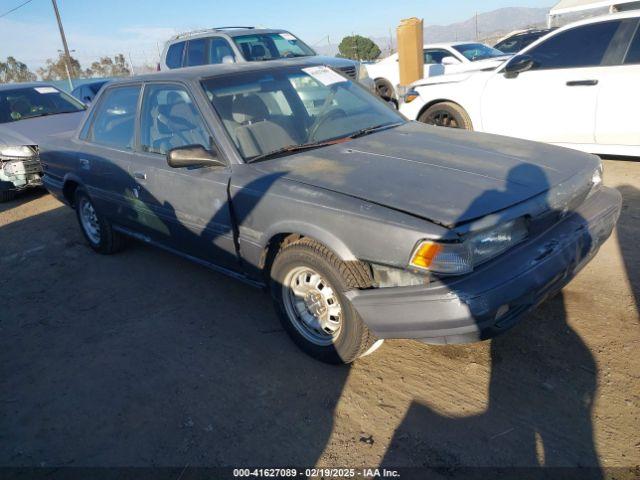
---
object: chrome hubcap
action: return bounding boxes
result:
[283,266,342,346]
[79,198,101,244]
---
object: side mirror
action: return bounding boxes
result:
[504,54,534,78]
[441,56,461,66]
[167,145,225,168]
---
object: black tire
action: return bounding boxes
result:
[270,238,377,364]
[374,78,396,103]
[0,189,16,202]
[418,101,473,130]
[74,189,126,254]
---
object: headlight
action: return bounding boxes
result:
[591,163,603,188]
[358,63,369,80]
[0,145,37,159]
[410,218,528,275]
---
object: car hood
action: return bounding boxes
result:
[253,122,597,228]
[0,111,85,147]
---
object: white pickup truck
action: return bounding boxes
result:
[366,42,510,102]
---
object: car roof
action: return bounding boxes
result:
[556,9,640,29]
[104,57,327,86]
[169,27,290,43]
[0,82,58,92]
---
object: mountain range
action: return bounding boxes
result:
[315,7,552,56]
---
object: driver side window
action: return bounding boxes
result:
[139,84,212,155]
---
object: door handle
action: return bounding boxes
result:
[566,80,598,87]
[133,171,147,180]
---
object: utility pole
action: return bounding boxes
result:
[475,12,479,41]
[51,0,73,90]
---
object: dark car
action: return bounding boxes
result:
[494,28,556,54]
[0,83,86,201]
[71,80,109,104]
[40,61,621,364]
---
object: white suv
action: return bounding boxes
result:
[160,26,375,92]
[400,11,640,157]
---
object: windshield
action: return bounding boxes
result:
[495,32,548,54]
[201,65,404,161]
[0,86,85,124]
[453,43,506,61]
[233,32,316,61]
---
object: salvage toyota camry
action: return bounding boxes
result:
[40,60,622,364]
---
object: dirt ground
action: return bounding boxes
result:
[0,159,638,475]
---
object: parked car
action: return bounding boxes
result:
[71,80,109,104]
[159,26,375,92]
[366,42,510,102]
[494,28,556,54]
[0,83,86,202]
[41,60,621,364]
[400,11,640,157]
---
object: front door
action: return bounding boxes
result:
[131,82,238,270]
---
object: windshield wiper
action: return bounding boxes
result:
[348,122,404,139]
[246,138,346,164]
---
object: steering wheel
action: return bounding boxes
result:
[308,108,347,142]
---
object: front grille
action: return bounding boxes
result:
[338,66,357,80]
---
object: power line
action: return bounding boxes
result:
[0,0,36,19]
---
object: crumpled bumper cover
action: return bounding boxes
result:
[0,158,43,190]
[346,187,622,344]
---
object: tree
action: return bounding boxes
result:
[338,35,381,61]
[37,53,83,80]
[85,54,130,78]
[0,57,37,83]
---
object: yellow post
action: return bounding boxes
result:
[396,17,424,86]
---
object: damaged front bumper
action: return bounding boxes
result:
[346,187,622,344]
[0,157,43,192]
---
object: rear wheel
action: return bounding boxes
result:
[418,101,473,130]
[270,238,378,364]
[75,189,126,254]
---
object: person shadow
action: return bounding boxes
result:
[1,151,352,472]
[615,184,639,319]
[381,164,606,479]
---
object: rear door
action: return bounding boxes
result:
[185,38,210,67]
[481,19,623,145]
[79,84,141,225]
[131,82,238,270]
[596,18,640,146]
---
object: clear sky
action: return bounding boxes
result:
[0,0,552,69]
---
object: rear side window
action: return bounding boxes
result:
[528,20,621,70]
[89,86,141,150]
[210,37,236,64]
[186,38,208,67]
[166,42,185,69]
[423,49,451,64]
[625,26,640,64]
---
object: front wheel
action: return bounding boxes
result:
[418,101,473,130]
[270,238,378,364]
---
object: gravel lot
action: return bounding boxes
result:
[0,159,638,475]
